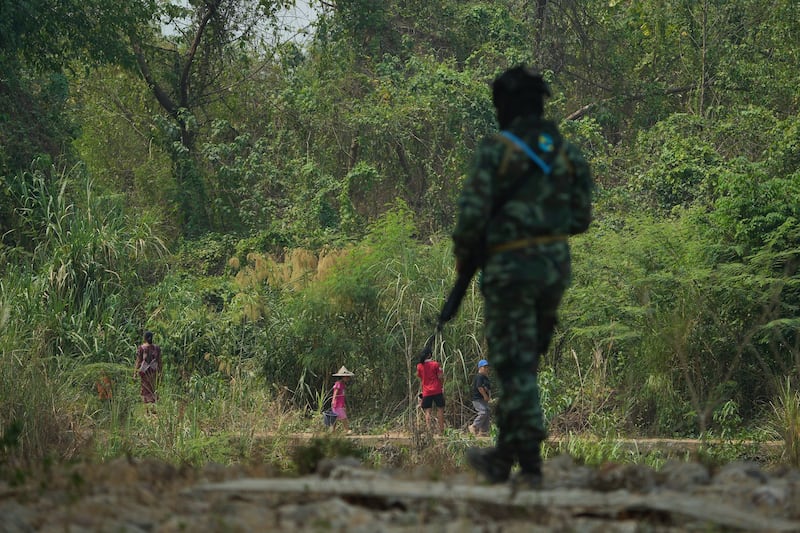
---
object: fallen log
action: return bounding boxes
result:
[190,476,800,531]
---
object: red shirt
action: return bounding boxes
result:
[417,360,443,397]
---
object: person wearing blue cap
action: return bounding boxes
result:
[468,359,492,436]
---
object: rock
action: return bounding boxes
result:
[317,456,363,478]
[590,462,656,492]
[198,462,232,483]
[135,458,180,487]
[543,453,594,489]
[712,461,768,486]
[278,497,376,530]
[752,484,787,507]
[659,460,710,489]
[91,456,139,486]
[0,501,34,532]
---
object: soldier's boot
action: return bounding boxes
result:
[466,446,512,484]
[512,444,543,490]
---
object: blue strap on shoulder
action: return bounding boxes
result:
[499,130,552,175]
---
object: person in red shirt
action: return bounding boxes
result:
[416,347,445,434]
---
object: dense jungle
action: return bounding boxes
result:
[2,0,800,482]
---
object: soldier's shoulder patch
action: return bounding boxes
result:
[538,133,555,153]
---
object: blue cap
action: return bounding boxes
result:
[478,359,489,368]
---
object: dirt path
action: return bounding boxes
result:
[270,431,783,455]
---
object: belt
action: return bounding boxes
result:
[489,235,567,254]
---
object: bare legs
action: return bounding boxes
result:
[422,407,445,434]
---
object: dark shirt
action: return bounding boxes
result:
[472,373,491,401]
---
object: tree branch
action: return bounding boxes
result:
[565,83,706,121]
[181,0,223,107]
[131,39,178,117]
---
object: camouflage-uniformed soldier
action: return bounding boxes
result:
[453,66,593,488]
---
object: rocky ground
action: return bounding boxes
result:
[3,446,800,532]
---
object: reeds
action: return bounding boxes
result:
[770,377,800,467]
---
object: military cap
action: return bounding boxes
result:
[492,66,551,98]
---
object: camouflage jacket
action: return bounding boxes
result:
[452,115,594,286]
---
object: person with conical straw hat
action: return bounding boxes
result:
[331,366,354,433]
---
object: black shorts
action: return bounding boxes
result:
[421,393,445,409]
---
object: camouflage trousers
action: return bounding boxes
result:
[482,279,566,471]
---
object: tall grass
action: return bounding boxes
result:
[770,377,800,467]
[0,350,92,473]
[0,266,96,474]
[1,163,166,471]
[83,367,323,469]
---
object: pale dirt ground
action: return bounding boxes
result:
[2,435,800,532]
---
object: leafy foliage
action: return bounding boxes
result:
[3,0,800,468]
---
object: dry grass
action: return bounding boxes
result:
[229,247,354,291]
[770,377,800,467]
[316,247,349,281]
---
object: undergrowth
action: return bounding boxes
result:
[0,366,791,484]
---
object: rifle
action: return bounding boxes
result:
[432,130,557,335]
[437,254,482,328]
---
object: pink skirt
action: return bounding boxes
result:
[332,406,347,420]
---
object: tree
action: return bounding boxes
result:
[0,0,154,249]
[125,0,296,236]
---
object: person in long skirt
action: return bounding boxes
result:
[134,331,162,404]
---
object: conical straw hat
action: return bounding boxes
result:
[332,366,354,377]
